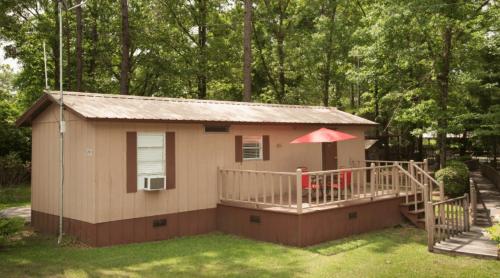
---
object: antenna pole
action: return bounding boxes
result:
[43,41,48,90]
[57,0,65,245]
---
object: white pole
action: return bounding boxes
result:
[43,41,48,90]
[58,0,65,245]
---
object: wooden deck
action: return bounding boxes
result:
[219,191,410,214]
[433,226,498,259]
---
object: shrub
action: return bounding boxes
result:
[0,153,30,187]
[486,224,500,243]
[435,160,469,197]
[0,217,25,246]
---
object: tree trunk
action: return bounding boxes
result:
[64,0,72,90]
[322,1,337,107]
[197,0,208,99]
[418,134,424,161]
[242,0,252,102]
[459,131,467,157]
[53,0,59,89]
[88,9,98,76]
[75,0,83,91]
[277,27,285,103]
[120,0,130,95]
[437,26,452,168]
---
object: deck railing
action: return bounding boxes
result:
[218,163,423,214]
[350,159,426,171]
[425,193,470,251]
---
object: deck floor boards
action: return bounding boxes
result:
[433,226,498,259]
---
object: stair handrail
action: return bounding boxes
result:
[395,164,425,190]
[395,164,428,211]
[411,163,444,202]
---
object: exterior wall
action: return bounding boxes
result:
[92,122,368,223]
[30,103,368,226]
[31,104,96,223]
[217,196,405,247]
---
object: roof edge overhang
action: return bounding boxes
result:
[15,93,54,127]
[86,117,379,126]
[16,92,379,127]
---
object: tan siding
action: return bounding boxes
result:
[31,104,96,223]
[93,123,367,223]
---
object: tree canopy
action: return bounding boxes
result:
[0,0,498,165]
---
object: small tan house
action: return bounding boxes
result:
[18,91,423,247]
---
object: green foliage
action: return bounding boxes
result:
[0,0,498,161]
[0,217,24,246]
[486,224,500,244]
[0,153,30,187]
[0,184,30,210]
[0,66,31,161]
[435,160,469,197]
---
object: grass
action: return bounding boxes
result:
[0,226,499,277]
[0,185,30,210]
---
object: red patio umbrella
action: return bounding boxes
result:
[290,128,356,144]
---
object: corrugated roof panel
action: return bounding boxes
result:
[20,91,377,126]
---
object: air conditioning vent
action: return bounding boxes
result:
[142,176,166,191]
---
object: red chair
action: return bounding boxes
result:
[332,171,352,190]
[301,171,321,190]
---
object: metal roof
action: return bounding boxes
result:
[16,91,378,127]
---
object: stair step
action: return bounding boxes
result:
[400,201,424,207]
[417,217,426,223]
[408,208,425,214]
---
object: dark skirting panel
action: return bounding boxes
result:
[32,196,404,247]
[31,208,217,247]
[216,196,405,247]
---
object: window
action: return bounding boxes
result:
[137,133,165,190]
[242,136,263,160]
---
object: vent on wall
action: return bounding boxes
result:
[348,212,357,220]
[153,219,167,227]
[249,215,261,223]
[204,125,230,133]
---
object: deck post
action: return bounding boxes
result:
[439,181,445,201]
[464,193,470,232]
[296,168,303,214]
[425,201,434,252]
[423,158,429,190]
[393,162,399,196]
[470,180,477,225]
[370,163,375,199]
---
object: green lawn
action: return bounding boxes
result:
[0,185,30,210]
[0,226,498,277]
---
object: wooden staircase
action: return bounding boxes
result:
[400,196,426,229]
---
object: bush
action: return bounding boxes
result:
[486,224,500,243]
[435,160,469,197]
[0,153,30,187]
[0,217,25,246]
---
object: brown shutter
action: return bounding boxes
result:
[126,132,137,193]
[165,132,176,189]
[235,135,243,162]
[263,135,270,161]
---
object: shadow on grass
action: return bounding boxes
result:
[0,232,308,278]
[308,226,427,256]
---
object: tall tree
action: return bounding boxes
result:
[120,0,130,95]
[197,0,208,99]
[75,0,83,91]
[242,0,252,102]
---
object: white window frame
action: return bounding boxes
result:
[137,132,166,190]
[242,136,263,161]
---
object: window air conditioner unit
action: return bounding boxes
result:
[142,176,166,191]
